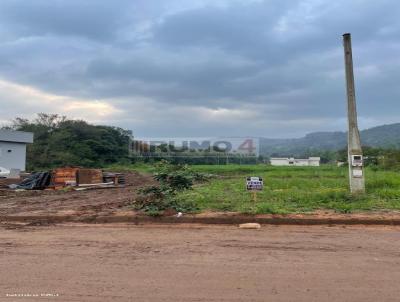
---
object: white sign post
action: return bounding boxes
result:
[246,177,263,201]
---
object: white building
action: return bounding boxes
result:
[0,130,34,171]
[270,157,320,167]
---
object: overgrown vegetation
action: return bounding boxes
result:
[111,163,400,214]
[134,161,211,216]
[2,113,132,170]
[173,165,400,214]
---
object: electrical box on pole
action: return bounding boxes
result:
[343,33,365,194]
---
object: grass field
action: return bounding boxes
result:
[176,165,400,214]
[110,163,400,214]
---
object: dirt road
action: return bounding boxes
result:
[1,223,400,302]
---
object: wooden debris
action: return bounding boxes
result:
[77,169,103,185]
[52,167,79,187]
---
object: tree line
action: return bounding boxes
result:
[2,113,400,170]
[2,113,132,170]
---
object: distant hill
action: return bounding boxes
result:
[260,123,400,157]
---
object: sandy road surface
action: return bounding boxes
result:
[1,223,400,302]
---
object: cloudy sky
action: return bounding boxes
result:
[0,0,399,138]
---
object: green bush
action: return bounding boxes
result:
[135,161,210,215]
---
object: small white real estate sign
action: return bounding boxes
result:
[246,177,263,191]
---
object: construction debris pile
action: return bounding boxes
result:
[1,167,125,190]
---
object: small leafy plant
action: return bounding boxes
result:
[135,160,210,215]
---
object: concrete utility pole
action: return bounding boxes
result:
[343,33,365,194]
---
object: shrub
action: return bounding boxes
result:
[135,160,210,215]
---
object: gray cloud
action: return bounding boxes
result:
[0,0,133,41]
[0,0,399,137]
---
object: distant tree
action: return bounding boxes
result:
[3,113,132,170]
[335,146,400,170]
[379,150,400,171]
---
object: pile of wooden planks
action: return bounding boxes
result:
[51,167,124,189]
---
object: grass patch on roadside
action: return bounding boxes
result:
[107,163,400,214]
[174,165,400,214]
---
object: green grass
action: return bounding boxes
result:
[108,163,400,214]
[175,165,400,214]
[106,163,156,174]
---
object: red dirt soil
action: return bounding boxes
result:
[0,172,155,217]
[2,172,400,224]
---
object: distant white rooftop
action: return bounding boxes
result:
[0,129,34,144]
[270,157,320,166]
